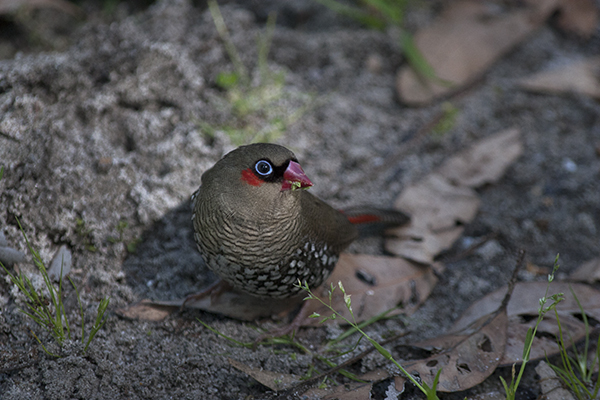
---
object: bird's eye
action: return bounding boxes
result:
[255,160,273,176]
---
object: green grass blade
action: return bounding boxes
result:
[522,327,533,359]
[570,286,590,379]
[362,0,405,24]
[314,0,386,29]
[208,0,249,85]
[3,218,106,354]
[57,267,69,341]
[84,297,110,352]
[499,375,511,397]
[30,329,60,357]
[400,30,449,87]
[258,12,276,84]
[69,276,86,346]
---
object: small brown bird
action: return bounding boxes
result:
[190,143,408,304]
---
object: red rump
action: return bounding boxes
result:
[241,168,263,186]
[346,214,380,224]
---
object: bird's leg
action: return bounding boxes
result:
[181,279,232,309]
[254,298,313,344]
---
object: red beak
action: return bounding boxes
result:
[282,161,313,191]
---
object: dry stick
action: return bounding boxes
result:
[285,330,409,394]
[465,249,525,341]
[501,249,525,311]
[437,232,498,264]
[416,250,525,357]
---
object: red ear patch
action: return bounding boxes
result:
[241,168,263,187]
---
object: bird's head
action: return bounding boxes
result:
[200,144,313,215]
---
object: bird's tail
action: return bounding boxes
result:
[341,206,410,237]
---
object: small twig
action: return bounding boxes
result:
[287,331,409,393]
[480,249,525,326]
[437,232,498,264]
[500,249,525,311]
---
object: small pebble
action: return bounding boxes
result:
[562,157,577,172]
[366,53,383,74]
[475,240,503,261]
[97,157,113,174]
[0,246,27,265]
[461,236,476,248]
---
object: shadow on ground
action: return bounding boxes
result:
[122,200,216,302]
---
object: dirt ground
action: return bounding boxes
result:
[1,0,599,399]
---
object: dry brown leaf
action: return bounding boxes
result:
[536,361,576,400]
[302,253,438,327]
[451,282,600,365]
[359,369,391,382]
[556,0,599,38]
[394,375,406,393]
[439,128,523,188]
[405,308,508,392]
[127,291,301,321]
[387,129,522,264]
[180,290,301,321]
[393,174,479,232]
[116,300,175,321]
[385,173,479,263]
[518,57,600,100]
[570,257,600,283]
[397,0,559,105]
[228,358,300,392]
[302,382,373,400]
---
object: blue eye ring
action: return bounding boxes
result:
[255,160,273,176]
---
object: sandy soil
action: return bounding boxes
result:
[1,1,599,399]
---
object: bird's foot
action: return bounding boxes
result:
[181,279,232,310]
[254,299,312,345]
